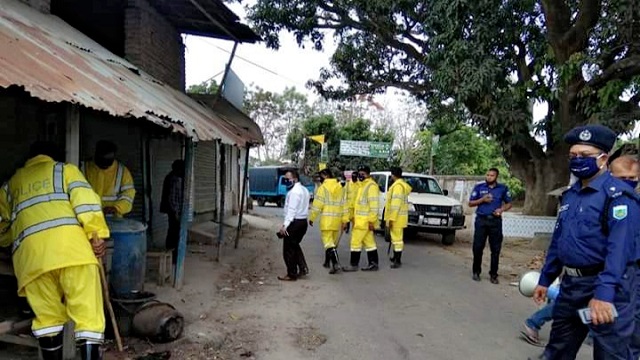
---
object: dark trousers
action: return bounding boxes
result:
[472,216,503,277]
[544,267,636,360]
[283,219,308,278]
[166,211,180,264]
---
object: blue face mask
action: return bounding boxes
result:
[569,155,603,179]
[283,179,293,190]
[623,179,638,189]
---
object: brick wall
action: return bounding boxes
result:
[19,0,50,13]
[124,0,185,90]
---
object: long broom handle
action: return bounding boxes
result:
[92,233,123,352]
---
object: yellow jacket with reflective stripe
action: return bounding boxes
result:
[0,155,110,295]
[349,178,380,230]
[384,179,412,228]
[309,179,347,231]
[345,180,361,220]
[83,160,135,217]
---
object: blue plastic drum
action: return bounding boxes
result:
[107,218,148,297]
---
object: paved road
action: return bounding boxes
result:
[248,204,591,360]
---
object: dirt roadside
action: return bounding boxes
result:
[100,211,547,360]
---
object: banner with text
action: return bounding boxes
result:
[339,140,392,158]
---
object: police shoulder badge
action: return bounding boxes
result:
[612,205,628,220]
[579,130,592,141]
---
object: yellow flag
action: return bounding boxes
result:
[310,135,325,144]
[319,163,327,170]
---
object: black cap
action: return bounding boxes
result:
[564,125,617,153]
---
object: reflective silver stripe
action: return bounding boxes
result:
[322,212,344,217]
[68,181,92,191]
[33,325,65,337]
[120,184,135,191]
[355,211,370,216]
[114,163,124,195]
[118,195,134,203]
[11,193,69,221]
[13,217,80,253]
[102,196,118,202]
[358,185,374,204]
[75,331,104,341]
[53,162,64,193]
[74,204,103,215]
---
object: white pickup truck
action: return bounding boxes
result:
[370,171,466,245]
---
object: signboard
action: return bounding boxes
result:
[339,140,392,158]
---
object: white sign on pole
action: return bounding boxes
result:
[454,180,464,193]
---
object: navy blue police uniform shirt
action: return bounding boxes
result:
[469,182,512,216]
[539,172,640,303]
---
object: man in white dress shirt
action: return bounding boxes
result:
[278,169,311,281]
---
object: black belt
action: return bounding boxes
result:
[563,264,605,277]
[477,214,500,219]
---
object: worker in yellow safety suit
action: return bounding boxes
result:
[384,167,412,269]
[82,140,135,217]
[0,141,109,360]
[309,168,347,274]
[344,172,361,233]
[342,166,380,272]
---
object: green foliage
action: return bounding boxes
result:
[186,80,219,95]
[287,116,394,175]
[246,0,640,215]
[244,86,310,162]
[409,126,524,199]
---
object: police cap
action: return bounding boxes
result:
[564,124,617,153]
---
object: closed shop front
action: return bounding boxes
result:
[193,141,217,223]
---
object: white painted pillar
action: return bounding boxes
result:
[65,104,80,166]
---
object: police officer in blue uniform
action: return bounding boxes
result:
[534,124,640,360]
[469,167,512,283]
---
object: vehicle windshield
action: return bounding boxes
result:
[403,176,443,195]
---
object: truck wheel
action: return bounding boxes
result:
[257,199,266,207]
[441,231,455,246]
[277,198,285,208]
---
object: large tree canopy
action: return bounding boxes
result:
[247,0,640,215]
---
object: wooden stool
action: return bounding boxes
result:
[147,251,174,287]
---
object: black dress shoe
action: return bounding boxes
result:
[472,273,481,282]
[490,276,499,284]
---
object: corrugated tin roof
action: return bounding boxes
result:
[0,0,250,146]
[189,94,264,145]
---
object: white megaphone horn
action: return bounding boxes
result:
[518,270,541,298]
[518,270,561,299]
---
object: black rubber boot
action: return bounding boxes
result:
[390,251,402,269]
[39,333,63,360]
[329,248,342,274]
[79,343,103,360]
[323,249,330,268]
[342,251,361,272]
[362,250,379,271]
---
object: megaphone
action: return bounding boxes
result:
[518,270,541,297]
[518,270,562,299]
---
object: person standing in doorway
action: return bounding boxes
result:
[468,167,512,283]
[309,168,346,274]
[83,140,135,217]
[160,159,184,265]
[278,169,310,281]
[384,167,412,269]
[343,166,380,272]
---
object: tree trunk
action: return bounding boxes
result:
[507,149,569,216]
